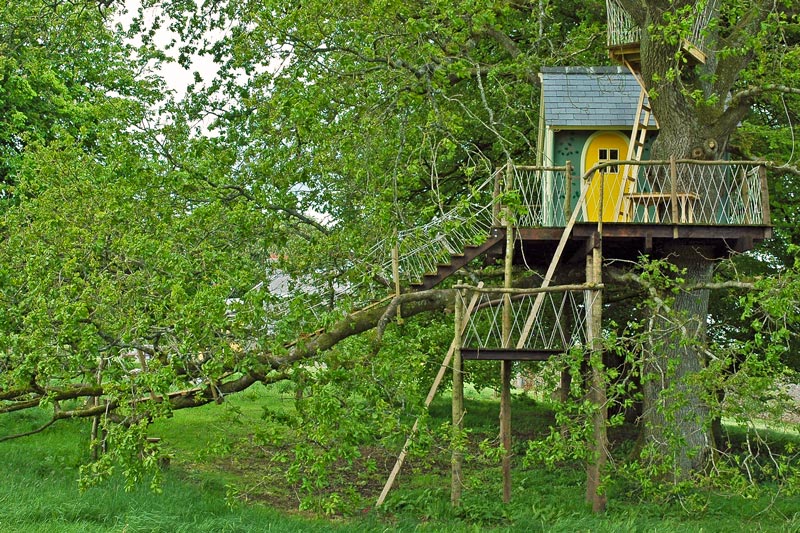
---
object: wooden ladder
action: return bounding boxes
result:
[627,87,651,164]
[612,85,653,221]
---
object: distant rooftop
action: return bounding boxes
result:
[540,66,655,128]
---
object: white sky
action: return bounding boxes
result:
[116,0,221,100]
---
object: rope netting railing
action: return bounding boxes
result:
[456,285,600,353]
[606,0,640,47]
[394,195,496,282]
[373,163,570,285]
[583,160,768,225]
[363,173,499,284]
[513,165,572,227]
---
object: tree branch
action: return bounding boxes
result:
[0,289,454,436]
[375,288,454,341]
[0,416,59,442]
[729,84,800,109]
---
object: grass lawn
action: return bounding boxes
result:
[1,382,799,532]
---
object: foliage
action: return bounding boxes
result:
[9,383,800,531]
[522,256,800,506]
[3,0,800,519]
[283,315,453,514]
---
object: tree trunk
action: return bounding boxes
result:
[641,244,714,479]
[633,17,742,480]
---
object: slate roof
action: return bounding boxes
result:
[540,66,655,128]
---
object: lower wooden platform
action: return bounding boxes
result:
[461,348,563,361]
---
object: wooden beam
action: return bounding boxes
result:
[451,285,464,507]
[376,283,483,508]
[462,348,562,361]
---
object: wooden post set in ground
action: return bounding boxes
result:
[451,285,465,506]
[500,159,515,503]
[585,173,607,512]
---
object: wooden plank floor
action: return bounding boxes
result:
[513,223,772,267]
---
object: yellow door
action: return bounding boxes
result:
[583,132,630,222]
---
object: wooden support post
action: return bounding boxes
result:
[451,284,465,507]
[759,165,770,225]
[564,161,573,225]
[585,232,607,513]
[500,160,514,504]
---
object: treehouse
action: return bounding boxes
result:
[378,0,774,513]
[509,65,774,266]
[537,66,657,226]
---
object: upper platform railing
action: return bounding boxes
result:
[606,0,715,62]
[503,159,769,227]
[262,159,768,328]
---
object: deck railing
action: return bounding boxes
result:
[585,160,768,226]
[606,0,640,47]
[636,160,765,225]
[500,159,768,228]
[455,284,599,354]
[502,164,573,227]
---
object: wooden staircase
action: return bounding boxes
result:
[409,228,506,290]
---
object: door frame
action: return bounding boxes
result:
[579,130,630,221]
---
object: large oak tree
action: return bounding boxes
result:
[2,0,799,500]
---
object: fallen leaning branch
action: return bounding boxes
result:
[0,289,455,440]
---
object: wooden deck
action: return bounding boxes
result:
[514,223,772,267]
[608,40,706,72]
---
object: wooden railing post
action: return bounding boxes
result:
[564,161,573,225]
[670,155,679,224]
[759,164,770,225]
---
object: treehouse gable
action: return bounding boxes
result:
[539,66,656,168]
[538,66,657,217]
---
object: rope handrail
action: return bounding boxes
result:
[580,159,765,182]
[255,157,768,343]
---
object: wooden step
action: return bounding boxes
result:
[409,229,506,291]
